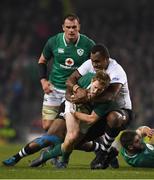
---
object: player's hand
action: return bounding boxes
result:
[71,88,88,104]
[145,128,154,138]
[40,79,53,94]
[137,126,154,138]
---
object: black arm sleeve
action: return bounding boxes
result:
[38,63,47,80]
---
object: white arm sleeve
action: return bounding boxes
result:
[108,64,127,85]
[77,59,95,76]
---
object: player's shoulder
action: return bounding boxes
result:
[79,33,95,44]
[78,59,93,73]
[46,33,63,46]
[109,58,119,66]
[109,58,126,72]
[82,59,92,66]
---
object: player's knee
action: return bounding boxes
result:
[29,142,37,148]
[67,130,79,144]
[28,142,38,149]
[106,111,124,128]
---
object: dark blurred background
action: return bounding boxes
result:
[0,0,154,143]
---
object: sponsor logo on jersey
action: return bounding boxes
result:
[58,48,64,53]
[60,64,77,69]
[112,77,120,81]
[77,48,84,56]
[65,58,74,66]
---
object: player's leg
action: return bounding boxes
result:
[42,90,65,131]
[30,130,85,168]
[91,109,133,169]
[2,119,65,166]
[41,90,65,165]
[30,111,82,168]
[30,143,63,167]
[72,113,119,169]
[2,134,62,166]
[42,105,59,131]
[57,111,80,167]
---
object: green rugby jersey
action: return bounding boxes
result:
[78,72,95,89]
[77,72,119,117]
[121,143,154,167]
[42,32,95,90]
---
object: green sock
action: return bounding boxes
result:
[61,150,72,163]
[43,143,62,161]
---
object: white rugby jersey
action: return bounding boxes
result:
[77,58,132,110]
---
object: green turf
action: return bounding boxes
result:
[0,144,154,179]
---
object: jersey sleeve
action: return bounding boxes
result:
[77,59,94,76]
[109,65,127,85]
[87,39,95,55]
[42,37,54,61]
[93,101,118,118]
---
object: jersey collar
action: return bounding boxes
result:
[123,148,138,158]
[63,33,80,47]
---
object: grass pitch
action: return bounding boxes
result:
[0,144,154,179]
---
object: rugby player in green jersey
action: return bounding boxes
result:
[28,69,119,168]
[38,13,94,165]
[2,70,111,167]
[38,13,95,131]
[120,126,154,167]
[2,13,95,167]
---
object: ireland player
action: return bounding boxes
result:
[120,126,154,167]
[2,70,110,167]
[39,13,95,131]
[29,70,119,168]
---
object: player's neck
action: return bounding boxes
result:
[66,38,77,44]
[64,34,79,45]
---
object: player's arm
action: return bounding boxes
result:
[136,126,154,138]
[73,110,99,124]
[92,83,122,103]
[38,54,53,94]
[66,70,87,102]
[66,70,81,93]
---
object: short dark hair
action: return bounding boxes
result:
[91,44,110,59]
[120,130,137,150]
[63,13,80,24]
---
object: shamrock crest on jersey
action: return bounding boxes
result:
[77,49,84,56]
